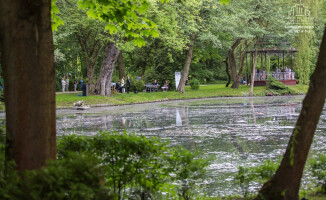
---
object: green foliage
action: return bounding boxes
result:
[51,0,64,31]
[235,159,279,197]
[142,67,159,84]
[77,0,163,47]
[190,79,200,90]
[311,154,326,193]
[130,77,145,92]
[167,147,210,200]
[57,132,209,199]
[0,153,109,200]
[268,77,295,95]
[1,132,209,200]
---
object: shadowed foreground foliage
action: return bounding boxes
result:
[0,132,209,200]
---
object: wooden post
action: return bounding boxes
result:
[261,52,263,69]
[265,52,267,73]
[246,52,249,84]
[291,52,293,69]
[283,51,285,68]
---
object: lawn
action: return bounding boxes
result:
[55,84,309,108]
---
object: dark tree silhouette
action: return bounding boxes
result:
[0,0,56,170]
[256,26,326,200]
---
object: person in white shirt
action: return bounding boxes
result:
[61,77,66,92]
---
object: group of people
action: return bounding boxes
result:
[61,74,170,94]
[149,80,169,92]
[61,74,84,92]
[276,66,292,73]
[115,76,131,93]
[274,66,294,80]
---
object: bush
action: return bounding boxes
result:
[131,79,145,92]
[235,159,279,197]
[268,77,295,95]
[0,153,109,200]
[190,79,200,90]
[57,132,210,199]
[311,154,326,193]
[1,132,209,200]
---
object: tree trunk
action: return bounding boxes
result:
[223,57,231,87]
[237,51,246,83]
[0,0,56,170]
[249,52,258,96]
[95,42,120,96]
[75,32,103,93]
[86,60,97,93]
[117,52,125,79]
[256,27,326,200]
[177,34,196,94]
[229,39,242,89]
[141,62,146,77]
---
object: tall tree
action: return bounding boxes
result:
[177,34,196,93]
[175,0,209,93]
[79,0,163,96]
[56,0,107,93]
[256,26,326,200]
[94,41,120,96]
[211,0,289,88]
[0,0,56,170]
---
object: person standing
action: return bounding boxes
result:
[126,76,130,94]
[121,77,125,93]
[79,77,83,91]
[61,77,66,92]
[74,78,78,91]
[65,74,69,92]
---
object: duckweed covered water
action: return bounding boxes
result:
[56,96,326,197]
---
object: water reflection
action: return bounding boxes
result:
[56,96,326,197]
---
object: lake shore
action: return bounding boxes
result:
[55,84,309,109]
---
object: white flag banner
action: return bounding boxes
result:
[175,72,181,91]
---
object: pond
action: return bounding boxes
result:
[56,95,326,197]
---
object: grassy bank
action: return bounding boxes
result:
[56,84,309,108]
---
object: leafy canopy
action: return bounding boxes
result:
[78,0,168,47]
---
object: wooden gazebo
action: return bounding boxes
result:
[246,39,298,86]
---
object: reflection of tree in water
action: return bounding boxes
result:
[175,106,196,149]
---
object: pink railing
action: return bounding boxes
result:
[254,72,295,81]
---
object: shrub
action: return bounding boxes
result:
[1,132,209,200]
[311,154,326,193]
[268,77,295,95]
[166,147,210,200]
[190,78,200,90]
[129,77,145,92]
[235,159,279,197]
[57,132,209,199]
[0,153,109,200]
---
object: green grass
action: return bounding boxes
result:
[55,84,309,108]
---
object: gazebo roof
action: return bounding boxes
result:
[246,39,298,54]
